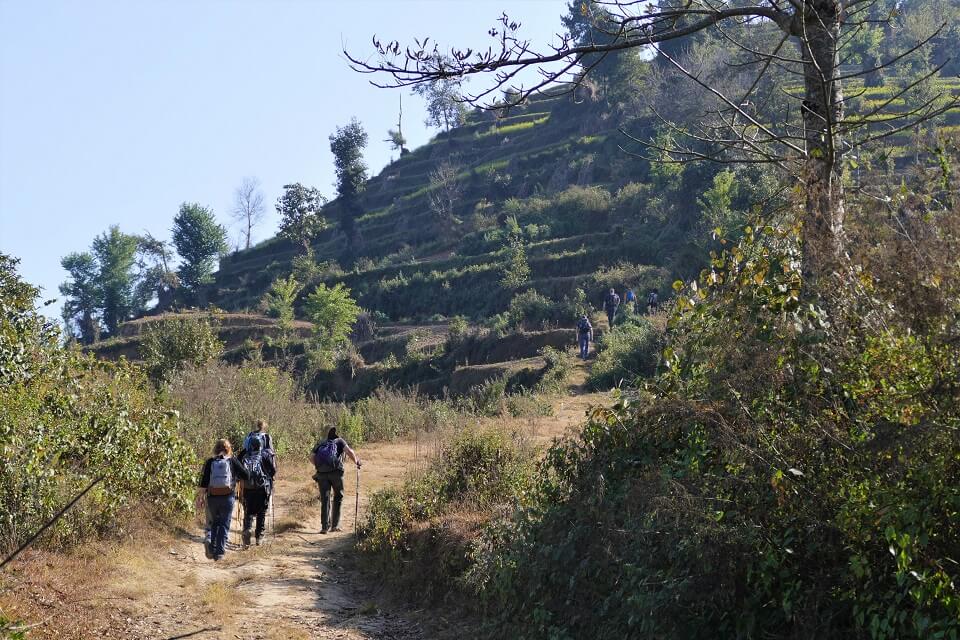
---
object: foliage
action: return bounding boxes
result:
[412,74,468,131]
[59,251,101,343]
[536,345,573,393]
[330,118,369,245]
[140,316,223,384]
[304,283,361,353]
[588,314,664,389]
[467,190,960,638]
[91,226,141,334]
[360,427,534,600]
[0,254,195,554]
[171,202,228,301]
[500,235,530,291]
[262,274,301,325]
[276,183,328,253]
[165,361,324,458]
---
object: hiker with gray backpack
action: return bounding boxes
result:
[238,435,276,548]
[197,438,250,561]
[310,427,362,534]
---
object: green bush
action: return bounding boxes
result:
[140,316,223,384]
[468,201,960,639]
[537,346,573,393]
[0,254,195,553]
[588,315,663,389]
[361,427,533,559]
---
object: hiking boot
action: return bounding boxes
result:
[204,540,213,559]
[320,528,328,534]
[331,526,343,532]
[255,536,262,546]
[241,530,251,548]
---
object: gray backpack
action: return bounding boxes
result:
[209,456,233,495]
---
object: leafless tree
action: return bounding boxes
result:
[346,1,957,288]
[429,157,463,225]
[232,176,266,251]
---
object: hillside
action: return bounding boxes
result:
[209,74,960,324]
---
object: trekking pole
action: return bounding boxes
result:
[354,465,361,540]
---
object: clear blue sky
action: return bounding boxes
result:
[0,0,568,316]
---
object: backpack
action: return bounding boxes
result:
[648,292,658,305]
[577,318,592,335]
[208,456,233,496]
[244,431,267,453]
[243,450,269,491]
[314,439,340,471]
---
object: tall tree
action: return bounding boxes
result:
[171,203,227,303]
[276,183,327,254]
[231,177,266,250]
[59,252,101,344]
[136,232,178,312]
[91,226,140,335]
[348,1,955,288]
[386,94,409,155]
[329,118,369,248]
[412,75,468,132]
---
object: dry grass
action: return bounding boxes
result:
[202,581,249,619]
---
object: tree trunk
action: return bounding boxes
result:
[796,0,845,287]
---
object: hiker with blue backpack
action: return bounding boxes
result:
[238,435,276,548]
[310,427,362,534]
[576,314,593,359]
[198,438,250,561]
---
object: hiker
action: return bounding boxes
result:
[244,419,274,453]
[198,439,249,561]
[576,314,593,359]
[624,288,636,314]
[238,436,276,548]
[647,290,659,313]
[310,427,362,534]
[603,288,620,329]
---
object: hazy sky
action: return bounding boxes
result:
[0,0,568,315]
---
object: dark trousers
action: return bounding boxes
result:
[316,470,344,530]
[206,494,235,558]
[242,488,270,538]
[607,308,617,328]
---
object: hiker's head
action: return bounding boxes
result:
[256,418,267,432]
[327,427,338,440]
[609,288,615,294]
[213,439,232,457]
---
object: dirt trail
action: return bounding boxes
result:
[10,358,605,640]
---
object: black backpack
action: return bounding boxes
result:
[577,318,592,335]
[243,449,269,491]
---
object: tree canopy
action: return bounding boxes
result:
[171,203,228,302]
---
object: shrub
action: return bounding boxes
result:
[588,315,664,389]
[140,316,223,384]
[262,274,301,322]
[360,428,534,600]
[537,346,573,393]
[304,282,361,352]
[0,254,194,553]
[165,361,323,458]
[466,376,508,417]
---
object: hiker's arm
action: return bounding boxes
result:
[231,457,251,482]
[344,444,362,467]
[196,461,211,510]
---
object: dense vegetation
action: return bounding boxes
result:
[360,162,960,637]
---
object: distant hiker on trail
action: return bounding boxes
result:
[310,427,362,534]
[647,290,659,314]
[624,288,636,314]
[198,439,250,561]
[238,436,276,548]
[576,314,593,359]
[603,288,620,329]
